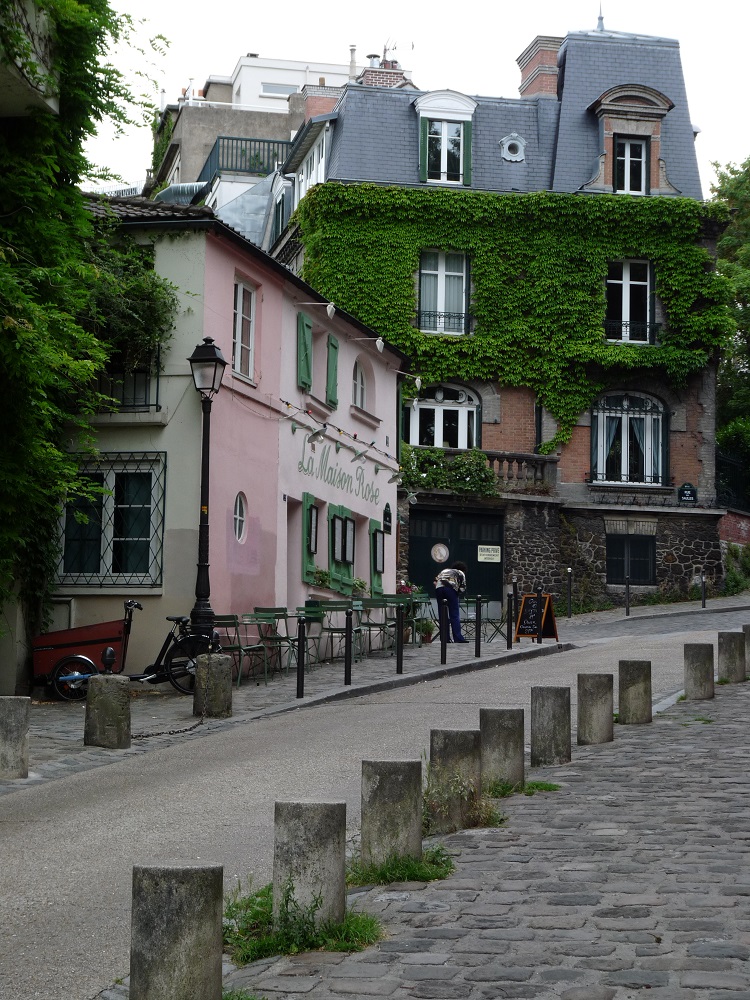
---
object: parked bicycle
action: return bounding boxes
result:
[32,600,221,700]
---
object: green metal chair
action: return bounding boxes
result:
[319,600,365,662]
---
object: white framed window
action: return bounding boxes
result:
[297,134,326,203]
[403,384,479,450]
[605,260,654,343]
[427,120,463,183]
[233,493,247,542]
[615,137,648,195]
[419,251,468,334]
[591,393,665,486]
[352,361,366,410]
[233,280,255,378]
[261,82,298,96]
[58,453,166,586]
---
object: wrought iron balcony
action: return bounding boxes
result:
[604,320,661,344]
[96,368,160,411]
[417,310,469,335]
[197,136,293,184]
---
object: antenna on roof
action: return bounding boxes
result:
[597,4,604,30]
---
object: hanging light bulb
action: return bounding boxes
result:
[415,376,422,391]
[376,336,384,353]
[326,302,335,319]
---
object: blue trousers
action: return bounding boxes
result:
[435,585,464,641]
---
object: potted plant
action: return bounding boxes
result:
[312,567,331,589]
[417,618,436,643]
[351,578,369,597]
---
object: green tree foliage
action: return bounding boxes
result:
[713,156,750,459]
[296,184,732,451]
[0,1,175,635]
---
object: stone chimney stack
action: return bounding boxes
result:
[516,36,564,97]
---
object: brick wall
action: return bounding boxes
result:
[558,425,589,484]
[481,386,536,453]
[719,510,750,545]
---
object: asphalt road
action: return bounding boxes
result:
[2,608,749,1000]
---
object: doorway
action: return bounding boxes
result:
[408,509,504,599]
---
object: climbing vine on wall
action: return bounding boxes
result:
[296,184,733,450]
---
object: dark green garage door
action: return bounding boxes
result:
[408,510,504,598]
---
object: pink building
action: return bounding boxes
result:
[41,199,404,672]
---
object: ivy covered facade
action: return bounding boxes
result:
[268,23,733,606]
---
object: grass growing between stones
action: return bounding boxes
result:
[422,762,505,834]
[223,992,268,1000]
[681,715,714,726]
[485,779,561,798]
[223,879,382,965]
[347,845,455,887]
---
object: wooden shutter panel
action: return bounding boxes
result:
[462,121,472,186]
[419,117,428,183]
[297,312,312,390]
[325,335,339,408]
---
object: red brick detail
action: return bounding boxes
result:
[304,96,338,121]
[557,425,590,484]
[359,69,409,88]
[516,36,563,97]
[481,387,536,453]
[719,511,750,544]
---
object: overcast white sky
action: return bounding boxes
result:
[88,0,750,198]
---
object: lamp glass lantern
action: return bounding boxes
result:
[188,337,227,396]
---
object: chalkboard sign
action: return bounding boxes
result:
[514,593,559,641]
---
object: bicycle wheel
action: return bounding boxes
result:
[51,657,97,701]
[164,636,208,695]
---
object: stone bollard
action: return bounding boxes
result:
[577,674,614,745]
[743,625,750,677]
[479,708,524,789]
[273,801,346,926]
[193,654,233,718]
[84,674,131,749]
[130,864,223,1000]
[618,660,652,724]
[530,687,571,766]
[718,631,746,684]
[361,760,422,867]
[684,643,714,700]
[0,696,30,778]
[427,729,481,834]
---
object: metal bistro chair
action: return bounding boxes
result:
[296,606,325,669]
[359,597,396,655]
[236,614,271,685]
[213,614,265,688]
[319,600,365,663]
[253,607,298,676]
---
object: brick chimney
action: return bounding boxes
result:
[301,85,341,122]
[358,52,413,88]
[516,36,564,97]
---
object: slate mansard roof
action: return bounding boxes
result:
[298,27,702,200]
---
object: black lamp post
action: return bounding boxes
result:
[187,337,227,637]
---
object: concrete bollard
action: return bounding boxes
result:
[479,708,524,788]
[427,729,481,834]
[618,660,652,724]
[530,687,571,766]
[130,864,223,1000]
[361,760,422,867]
[0,696,30,778]
[743,625,750,678]
[684,643,714,700]
[577,674,614,745]
[718,631,746,684]
[84,674,131,749]
[193,654,233,718]
[273,801,346,926]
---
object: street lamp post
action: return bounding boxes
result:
[187,337,227,637]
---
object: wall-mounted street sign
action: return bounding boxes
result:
[477,545,502,563]
[678,482,698,504]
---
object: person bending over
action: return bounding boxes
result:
[434,562,468,643]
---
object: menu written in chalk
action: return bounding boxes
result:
[514,592,558,641]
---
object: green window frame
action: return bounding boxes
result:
[325,334,339,408]
[297,312,312,391]
[328,504,354,594]
[369,520,384,596]
[419,117,472,187]
[302,492,318,584]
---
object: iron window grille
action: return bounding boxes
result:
[58,452,166,586]
[96,348,161,411]
[606,534,656,585]
[590,393,666,486]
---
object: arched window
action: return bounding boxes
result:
[591,393,666,485]
[352,361,366,410]
[403,384,479,450]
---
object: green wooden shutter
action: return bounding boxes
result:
[325,335,339,408]
[328,505,343,591]
[649,263,657,343]
[297,312,312,391]
[302,492,317,583]
[369,519,383,596]
[419,117,428,183]
[462,121,472,186]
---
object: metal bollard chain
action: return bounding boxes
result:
[132,648,212,740]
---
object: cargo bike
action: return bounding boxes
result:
[32,600,220,700]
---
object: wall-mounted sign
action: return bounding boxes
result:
[478,545,502,563]
[678,482,698,504]
[298,437,380,505]
[431,543,449,564]
[383,503,392,535]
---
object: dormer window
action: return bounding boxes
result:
[499,133,526,162]
[414,91,476,187]
[583,85,679,197]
